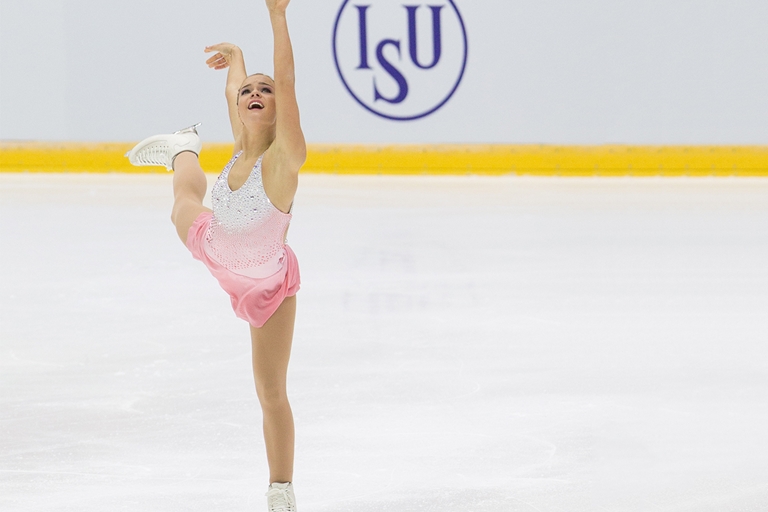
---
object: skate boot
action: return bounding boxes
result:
[125,123,202,171]
[265,482,296,512]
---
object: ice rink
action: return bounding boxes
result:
[1,173,767,512]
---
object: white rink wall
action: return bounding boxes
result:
[2,0,768,144]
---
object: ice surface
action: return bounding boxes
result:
[1,173,768,511]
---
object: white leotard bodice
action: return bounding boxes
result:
[204,152,292,278]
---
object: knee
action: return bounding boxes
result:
[256,384,289,411]
[170,203,182,227]
[170,197,197,225]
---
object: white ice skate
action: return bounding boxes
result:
[266,482,296,512]
[125,123,202,171]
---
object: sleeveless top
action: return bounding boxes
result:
[204,152,292,279]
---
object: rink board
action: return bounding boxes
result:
[2,143,768,176]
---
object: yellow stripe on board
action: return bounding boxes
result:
[1,142,768,176]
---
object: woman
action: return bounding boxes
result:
[125,1,305,510]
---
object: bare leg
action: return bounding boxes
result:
[170,151,211,244]
[250,295,297,484]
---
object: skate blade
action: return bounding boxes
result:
[174,123,202,135]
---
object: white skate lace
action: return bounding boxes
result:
[131,142,171,167]
[266,485,295,512]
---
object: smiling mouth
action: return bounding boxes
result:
[248,100,264,110]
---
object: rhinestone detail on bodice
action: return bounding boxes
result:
[205,152,292,278]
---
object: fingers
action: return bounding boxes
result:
[204,52,222,65]
[204,43,240,70]
[205,52,230,70]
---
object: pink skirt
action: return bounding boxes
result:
[186,212,300,328]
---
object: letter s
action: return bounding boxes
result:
[373,39,409,104]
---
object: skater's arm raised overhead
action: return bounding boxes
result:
[205,43,248,150]
[264,0,306,176]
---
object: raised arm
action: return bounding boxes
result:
[265,0,307,175]
[205,43,248,151]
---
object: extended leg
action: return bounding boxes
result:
[125,127,209,245]
[170,152,210,244]
[250,295,297,484]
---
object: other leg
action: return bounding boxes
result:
[250,295,297,484]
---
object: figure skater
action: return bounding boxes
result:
[125,1,304,510]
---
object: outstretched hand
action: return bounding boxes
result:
[204,43,241,70]
[265,0,291,14]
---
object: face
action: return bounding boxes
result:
[237,74,276,127]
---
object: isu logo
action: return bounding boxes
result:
[332,0,469,121]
